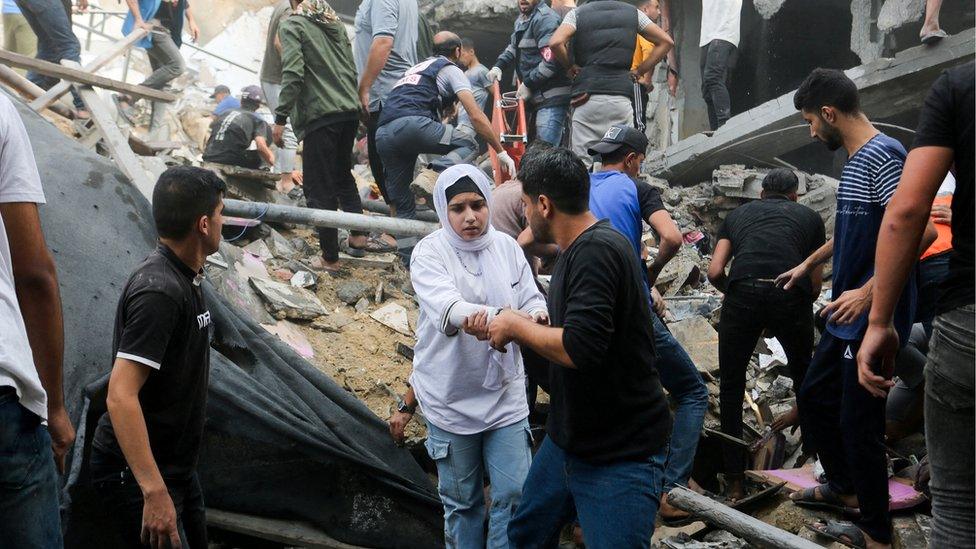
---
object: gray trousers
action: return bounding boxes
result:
[374,115,477,252]
[260,80,298,173]
[570,94,634,164]
[924,303,975,547]
[142,28,185,90]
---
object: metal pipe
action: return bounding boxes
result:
[222,199,440,238]
[363,199,439,223]
[666,487,822,549]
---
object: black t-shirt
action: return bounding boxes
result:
[912,62,975,313]
[203,109,270,166]
[92,245,212,480]
[546,221,671,463]
[636,179,666,220]
[717,196,826,296]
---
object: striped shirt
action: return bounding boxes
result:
[829,133,916,341]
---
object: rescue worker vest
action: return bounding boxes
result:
[378,57,459,127]
[571,0,640,98]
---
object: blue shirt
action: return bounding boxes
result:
[123,0,186,49]
[2,0,21,15]
[829,133,916,342]
[589,170,644,259]
[213,96,240,116]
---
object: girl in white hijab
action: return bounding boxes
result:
[389,164,547,548]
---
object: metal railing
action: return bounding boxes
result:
[72,7,259,75]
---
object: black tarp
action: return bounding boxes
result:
[10,93,443,548]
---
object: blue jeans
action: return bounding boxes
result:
[652,314,708,491]
[508,437,665,549]
[425,418,532,549]
[533,103,569,146]
[0,387,63,548]
[14,0,84,110]
[375,116,477,257]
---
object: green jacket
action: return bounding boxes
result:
[275,15,360,140]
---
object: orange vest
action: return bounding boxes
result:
[921,194,953,260]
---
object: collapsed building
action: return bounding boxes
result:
[0,0,972,547]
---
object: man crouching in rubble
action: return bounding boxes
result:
[489,147,672,547]
[89,166,225,549]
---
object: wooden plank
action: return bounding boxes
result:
[0,49,176,103]
[206,508,367,549]
[0,65,75,118]
[29,28,149,111]
[665,486,823,549]
[77,87,155,201]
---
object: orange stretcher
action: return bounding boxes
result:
[488,80,528,186]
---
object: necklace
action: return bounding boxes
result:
[453,248,483,276]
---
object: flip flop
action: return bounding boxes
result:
[111,94,136,125]
[791,483,861,517]
[804,519,867,549]
[921,29,948,45]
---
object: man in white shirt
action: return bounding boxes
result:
[699,0,741,130]
[0,92,74,547]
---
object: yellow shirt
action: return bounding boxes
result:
[632,36,654,70]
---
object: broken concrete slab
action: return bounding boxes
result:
[265,228,299,259]
[243,239,273,262]
[250,277,328,320]
[338,252,398,271]
[310,312,355,333]
[370,303,413,336]
[290,271,316,289]
[261,320,314,359]
[648,32,975,187]
[354,297,369,314]
[206,243,274,324]
[668,315,720,376]
[336,280,370,306]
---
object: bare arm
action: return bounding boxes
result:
[183,0,199,42]
[707,238,732,293]
[549,23,576,74]
[646,209,681,286]
[634,22,674,78]
[457,89,504,153]
[871,149,952,324]
[358,36,394,111]
[2,202,73,472]
[489,311,575,368]
[254,136,275,166]
[776,238,833,290]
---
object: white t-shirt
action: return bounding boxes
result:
[700,0,742,47]
[0,94,49,420]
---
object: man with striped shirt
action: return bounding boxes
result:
[775,69,934,549]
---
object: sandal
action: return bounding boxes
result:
[790,483,860,517]
[350,234,396,253]
[920,29,948,45]
[805,519,866,549]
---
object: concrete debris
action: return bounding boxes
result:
[876,0,924,32]
[261,320,315,359]
[759,337,788,371]
[250,277,329,320]
[310,312,355,334]
[370,303,413,336]
[354,297,370,314]
[290,270,317,289]
[265,228,299,259]
[206,243,274,324]
[752,0,788,20]
[660,530,749,549]
[337,280,371,306]
[665,295,722,323]
[243,238,274,262]
[656,246,703,296]
[668,315,720,377]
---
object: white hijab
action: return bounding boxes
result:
[433,165,520,390]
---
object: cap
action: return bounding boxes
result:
[241,85,264,104]
[587,125,649,156]
[209,84,231,98]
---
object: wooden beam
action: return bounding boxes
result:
[666,486,823,549]
[77,87,155,201]
[0,65,75,118]
[206,509,367,549]
[29,28,149,112]
[0,49,176,103]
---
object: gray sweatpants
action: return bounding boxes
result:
[570,94,634,163]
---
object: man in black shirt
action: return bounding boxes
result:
[858,61,974,548]
[203,86,276,170]
[489,147,671,547]
[90,166,225,549]
[707,168,826,500]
